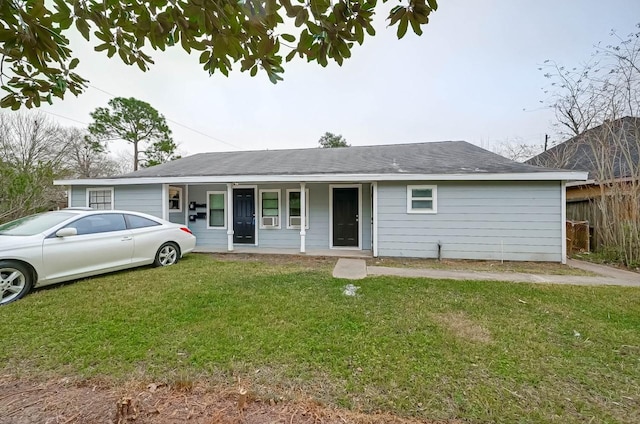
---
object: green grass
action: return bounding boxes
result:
[2,254,639,423]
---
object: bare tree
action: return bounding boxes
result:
[62,128,122,178]
[542,24,640,267]
[0,111,69,171]
[492,138,543,162]
[0,112,68,222]
[111,150,135,175]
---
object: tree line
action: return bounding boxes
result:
[0,97,178,223]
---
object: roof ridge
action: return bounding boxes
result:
[190,140,469,157]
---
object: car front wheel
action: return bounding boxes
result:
[154,242,180,267]
[0,261,33,306]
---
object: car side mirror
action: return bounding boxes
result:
[56,228,78,237]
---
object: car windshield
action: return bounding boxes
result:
[0,212,76,236]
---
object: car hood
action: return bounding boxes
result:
[0,234,43,253]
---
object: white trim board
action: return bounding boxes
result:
[55,171,589,186]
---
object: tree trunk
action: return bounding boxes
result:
[133,140,139,171]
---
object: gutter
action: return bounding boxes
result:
[55,171,589,186]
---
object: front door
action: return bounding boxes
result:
[332,187,359,247]
[233,188,255,244]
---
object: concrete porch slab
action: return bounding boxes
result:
[194,247,372,258]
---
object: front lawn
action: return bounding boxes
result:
[1,254,639,423]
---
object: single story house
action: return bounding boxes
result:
[55,141,587,263]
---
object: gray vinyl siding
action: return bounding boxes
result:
[306,184,331,249]
[361,184,372,250]
[70,186,86,207]
[168,212,185,225]
[69,185,163,218]
[114,185,163,217]
[377,181,562,262]
[186,184,228,247]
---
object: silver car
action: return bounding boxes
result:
[0,209,196,305]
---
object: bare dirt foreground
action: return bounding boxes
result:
[0,376,459,424]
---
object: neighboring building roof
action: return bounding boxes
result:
[55,141,587,185]
[526,116,640,181]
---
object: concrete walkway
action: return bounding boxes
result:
[333,258,640,287]
[332,258,367,280]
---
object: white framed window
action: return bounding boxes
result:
[286,189,309,229]
[207,191,227,229]
[407,185,437,214]
[168,186,182,212]
[86,187,114,210]
[259,189,281,229]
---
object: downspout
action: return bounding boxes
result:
[227,183,234,251]
[300,182,306,253]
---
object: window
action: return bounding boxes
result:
[259,189,281,228]
[286,189,310,229]
[207,191,226,229]
[125,214,161,229]
[86,188,114,210]
[168,186,182,212]
[407,185,437,213]
[67,214,126,235]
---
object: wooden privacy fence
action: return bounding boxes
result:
[566,220,590,254]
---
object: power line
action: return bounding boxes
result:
[87,84,244,150]
[41,110,89,126]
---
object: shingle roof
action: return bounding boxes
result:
[116,141,566,178]
[526,117,640,180]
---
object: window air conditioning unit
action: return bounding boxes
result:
[262,216,278,227]
[289,216,302,227]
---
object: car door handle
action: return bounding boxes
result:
[121,236,133,241]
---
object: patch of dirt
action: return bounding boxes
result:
[0,376,462,424]
[432,312,492,344]
[368,257,594,276]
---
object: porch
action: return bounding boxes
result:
[167,182,376,255]
[193,246,373,258]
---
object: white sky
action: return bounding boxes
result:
[39,0,640,157]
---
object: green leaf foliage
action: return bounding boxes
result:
[88,97,175,171]
[0,0,438,109]
[318,131,349,148]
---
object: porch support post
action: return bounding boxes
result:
[227,183,234,251]
[161,183,169,220]
[372,181,378,257]
[300,182,306,253]
[184,184,189,227]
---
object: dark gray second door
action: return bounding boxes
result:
[233,188,255,244]
[333,187,359,247]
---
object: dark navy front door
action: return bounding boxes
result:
[332,187,359,247]
[233,188,255,244]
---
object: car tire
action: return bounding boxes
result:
[0,261,33,306]
[154,242,180,267]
